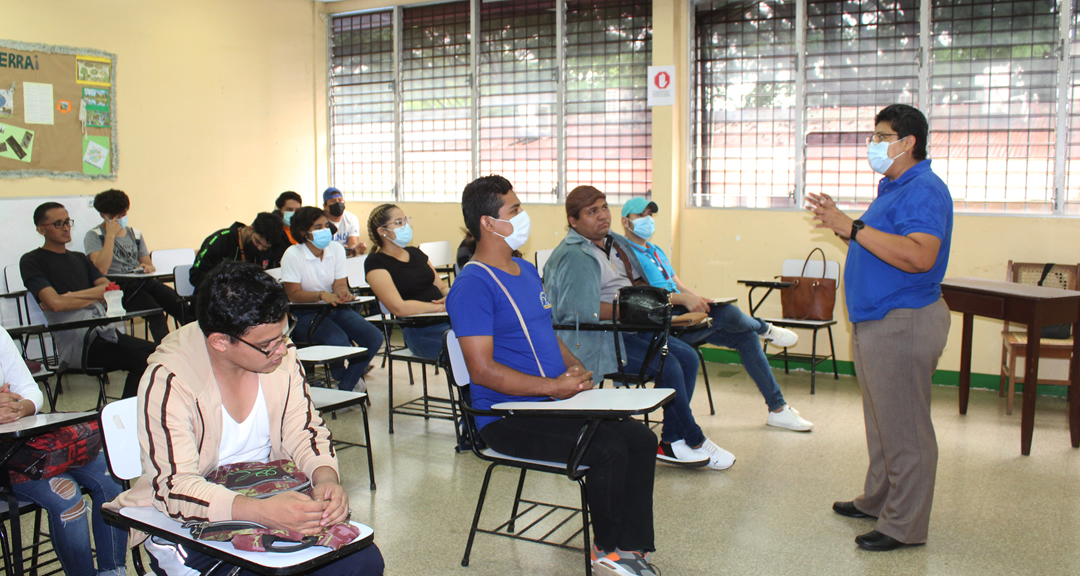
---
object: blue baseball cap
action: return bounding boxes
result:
[621,197,659,218]
[323,187,343,203]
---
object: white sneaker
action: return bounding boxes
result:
[656,440,710,468]
[767,405,814,432]
[697,438,736,470]
[761,323,798,348]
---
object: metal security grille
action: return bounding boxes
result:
[330,12,395,200]
[401,2,472,201]
[929,0,1059,214]
[804,0,920,210]
[478,0,560,203]
[693,1,798,209]
[1066,0,1080,214]
[565,0,653,204]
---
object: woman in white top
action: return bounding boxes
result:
[0,326,128,576]
[280,207,384,392]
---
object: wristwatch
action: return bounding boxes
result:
[850,219,865,242]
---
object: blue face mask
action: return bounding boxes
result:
[629,215,655,240]
[309,228,332,250]
[282,211,294,226]
[389,222,413,247]
[866,140,906,174]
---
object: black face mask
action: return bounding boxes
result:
[327,203,345,217]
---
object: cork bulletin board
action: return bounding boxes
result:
[0,39,117,179]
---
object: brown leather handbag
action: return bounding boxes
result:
[780,248,837,321]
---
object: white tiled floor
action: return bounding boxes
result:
[14,356,1080,576]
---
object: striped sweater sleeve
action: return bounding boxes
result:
[139,364,238,523]
[279,349,339,481]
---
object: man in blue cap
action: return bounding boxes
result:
[614,196,814,432]
[322,187,366,256]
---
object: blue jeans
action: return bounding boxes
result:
[12,452,127,576]
[677,303,786,412]
[402,322,450,361]
[621,332,705,447]
[295,308,385,391]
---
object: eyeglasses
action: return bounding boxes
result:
[866,132,900,144]
[380,216,412,230]
[233,314,297,357]
[47,219,75,229]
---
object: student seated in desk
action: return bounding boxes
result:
[614,197,813,433]
[20,202,157,399]
[105,262,384,576]
[545,186,730,471]
[281,207,383,392]
[447,175,660,576]
[364,204,450,360]
[189,212,288,291]
[323,187,367,256]
[0,325,129,576]
[273,190,304,246]
[84,188,192,343]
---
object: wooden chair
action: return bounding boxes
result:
[999,261,1080,415]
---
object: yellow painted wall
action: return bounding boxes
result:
[3,0,326,252]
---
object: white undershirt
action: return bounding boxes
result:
[218,379,271,465]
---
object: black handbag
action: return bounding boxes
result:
[616,286,671,327]
[1037,264,1072,339]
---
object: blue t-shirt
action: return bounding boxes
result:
[845,160,953,323]
[446,258,566,429]
[626,240,678,293]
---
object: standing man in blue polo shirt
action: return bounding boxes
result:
[807,104,952,551]
[614,197,813,432]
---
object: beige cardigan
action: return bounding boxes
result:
[104,322,338,545]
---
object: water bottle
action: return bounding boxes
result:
[104,282,125,316]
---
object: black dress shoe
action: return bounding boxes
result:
[832,501,876,519]
[855,530,921,551]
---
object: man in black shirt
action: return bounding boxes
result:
[20,202,157,399]
[189,212,287,290]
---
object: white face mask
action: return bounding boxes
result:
[491,211,531,251]
[866,139,907,174]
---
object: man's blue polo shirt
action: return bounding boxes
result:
[845,159,953,323]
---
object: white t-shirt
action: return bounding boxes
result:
[280,241,348,292]
[0,326,42,413]
[218,380,271,466]
[329,209,362,247]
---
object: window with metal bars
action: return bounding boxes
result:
[693,1,798,209]
[804,0,920,211]
[693,0,1077,216]
[329,0,652,204]
[566,0,653,205]
[330,11,395,201]
[1068,0,1080,214]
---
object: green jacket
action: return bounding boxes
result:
[543,228,621,382]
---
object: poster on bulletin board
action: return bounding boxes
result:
[0,39,117,179]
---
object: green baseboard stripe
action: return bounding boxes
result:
[698,347,1069,398]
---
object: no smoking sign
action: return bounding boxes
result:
[647,65,675,107]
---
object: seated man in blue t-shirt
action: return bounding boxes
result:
[446,175,660,576]
[614,197,814,433]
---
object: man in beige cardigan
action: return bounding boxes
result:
[107,261,383,575]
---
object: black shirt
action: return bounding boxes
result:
[365,247,443,303]
[21,248,103,300]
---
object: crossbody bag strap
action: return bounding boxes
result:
[465,261,546,378]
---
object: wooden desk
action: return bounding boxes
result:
[0,411,97,576]
[940,277,1080,455]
